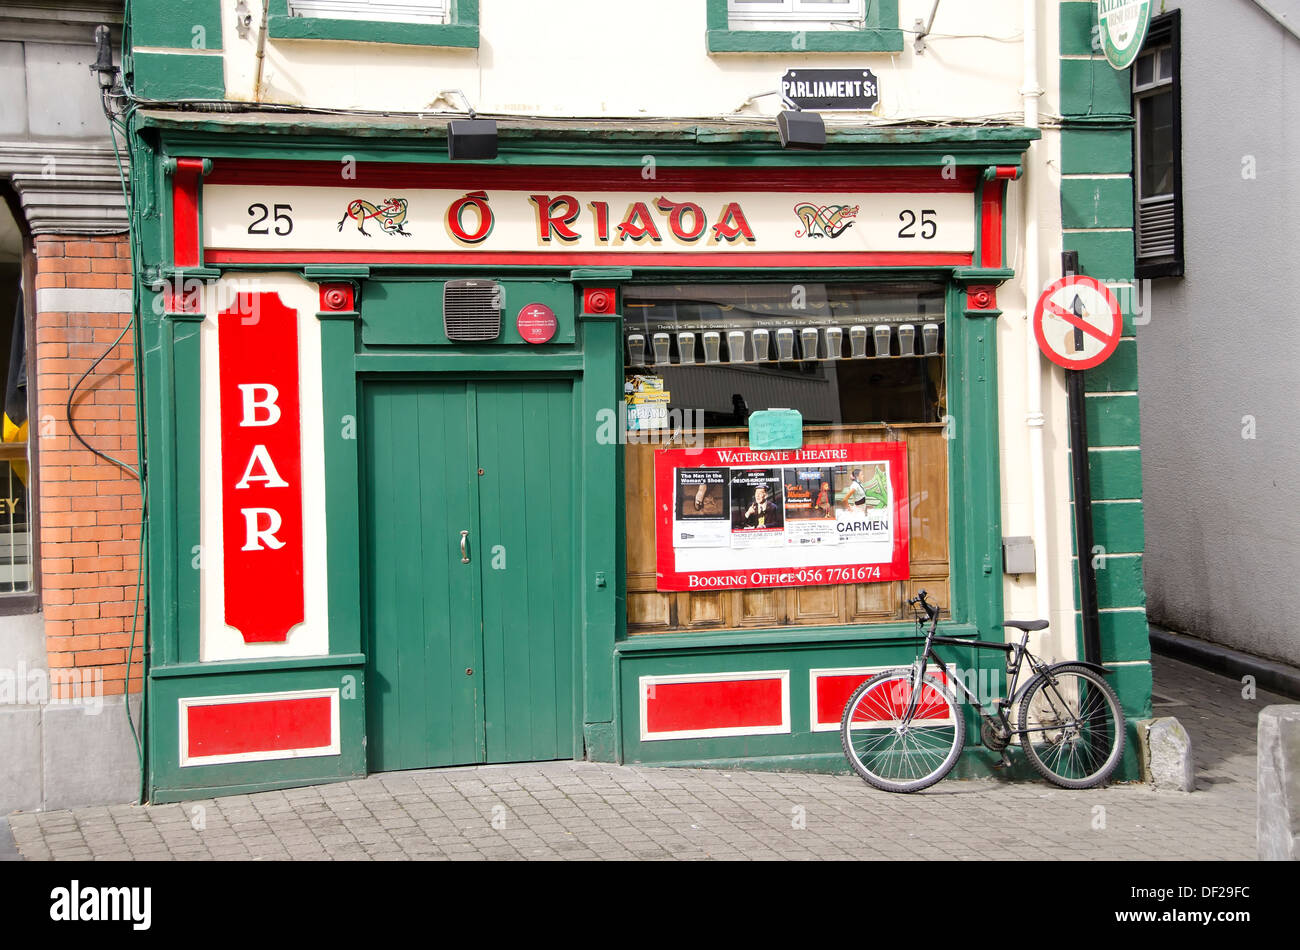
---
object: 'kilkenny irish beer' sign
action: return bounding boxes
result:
[1097,0,1151,70]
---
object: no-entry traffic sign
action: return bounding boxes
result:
[1032,275,1122,370]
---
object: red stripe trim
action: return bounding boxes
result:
[205,158,980,193]
[980,179,1003,269]
[205,249,974,267]
[186,696,333,758]
[645,677,784,733]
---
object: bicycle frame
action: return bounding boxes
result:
[902,610,1052,738]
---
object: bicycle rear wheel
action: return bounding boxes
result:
[1017,663,1124,789]
[840,669,965,793]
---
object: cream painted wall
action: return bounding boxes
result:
[209,1,1080,655]
[221,1,1039,121]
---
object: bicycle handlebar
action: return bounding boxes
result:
[908,589,939,621]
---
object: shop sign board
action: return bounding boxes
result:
[218,292,305,642]
[201,179,976,266]
[780,68,879,111]
[1097,0,1152,70]
[655,443,909,591]
[1032,275,1123,370]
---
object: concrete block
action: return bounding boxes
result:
[41,696,142,810]
[0,611,49,671]
[1258,705,1300,861]
[0,706,43,814]
[1136,717,1194,792]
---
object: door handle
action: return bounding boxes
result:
[460,530,470,563]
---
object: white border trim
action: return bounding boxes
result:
[639,670,790,741]
[179,687,340,767]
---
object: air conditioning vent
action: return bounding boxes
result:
[444,280,502,341]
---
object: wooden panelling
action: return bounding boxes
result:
[626,423,950,634]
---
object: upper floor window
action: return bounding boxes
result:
[288,0,449,25]
[728,0,865,29]
[1132,11,1183,277]
[709,0,900,52]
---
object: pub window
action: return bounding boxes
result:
[0,209,33,600]
[1133,11,1183,278]
[728,0,865,29]
[622,282,950,635]
[287,0,450,24]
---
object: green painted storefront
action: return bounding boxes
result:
[118,4,1152,804]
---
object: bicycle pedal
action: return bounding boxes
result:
[993,752,1014,770]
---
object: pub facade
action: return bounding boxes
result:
[119,0,1152,801]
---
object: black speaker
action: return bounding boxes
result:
[447,118,498,160]
[777,110,825,150]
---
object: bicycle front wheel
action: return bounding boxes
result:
[840,669,965,793]
[1017,663,1125,789]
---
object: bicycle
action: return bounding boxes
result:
[839,590,1125,793]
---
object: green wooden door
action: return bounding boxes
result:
[363,378,577,772]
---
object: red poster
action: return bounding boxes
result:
[217,293,304,642]
[655,443,909,592]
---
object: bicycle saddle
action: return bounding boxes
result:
[1004,619,1049,632]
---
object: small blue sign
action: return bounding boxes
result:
[748,409,803,450]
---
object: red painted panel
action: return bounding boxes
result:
[218,292,304,642]
[846,675,953,724]
[815,670,953,726]
[187,696,333,758]
[815,673,877,726]
[980,179,1003,269]
[205,249,974,268]
[646,678,784,733]
[205,159,980,193]
[172,158,206,269]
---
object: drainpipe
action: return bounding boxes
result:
[253,0,270,102]
[1022,0,1052,627]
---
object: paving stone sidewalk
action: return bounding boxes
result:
[6,654,1284,860]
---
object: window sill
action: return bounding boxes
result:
[707,28,903,53]
[268,13,478,48]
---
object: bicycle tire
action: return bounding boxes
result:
[1017,663,1125,789]
[840,669,965,793]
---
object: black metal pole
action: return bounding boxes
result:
[1062,251,1102,667]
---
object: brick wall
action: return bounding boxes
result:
[32,233,142,701]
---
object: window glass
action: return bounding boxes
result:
[288,0,448,24]
[0,266,31,595]
[1139,92,1175,198]
[622,282,950,635]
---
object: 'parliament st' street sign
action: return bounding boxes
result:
[780,69,879,112]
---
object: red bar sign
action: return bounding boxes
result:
[218,292,304,642]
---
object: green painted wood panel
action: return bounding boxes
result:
[1062,178,1135,229]
[1060,59,1132,117]
[1084,393,1141,446]
[1059,1,1099,56]
[1083,338,1138,392]
[131,51,225,99]
[363,380,485,770]
[475,380,577,763]
[1086,448,1143,500]
[1064,230,1136,277]
[1074,610,1151,664]
[1091,500,1145,554]
[1061,129,1133,175]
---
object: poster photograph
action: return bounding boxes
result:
[655,443,910,591]
[673,468,731,548]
